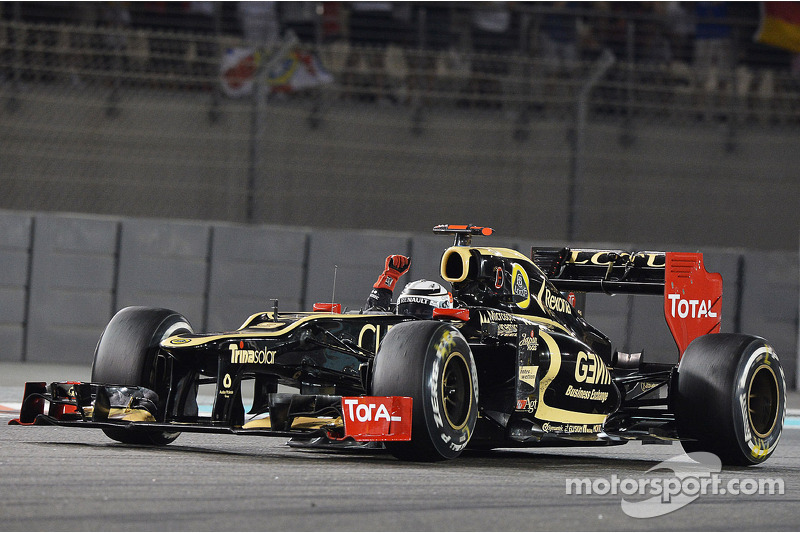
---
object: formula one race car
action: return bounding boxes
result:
[11,225,785,465]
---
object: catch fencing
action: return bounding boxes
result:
[1,16,800,250]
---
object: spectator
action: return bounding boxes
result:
[471,1,514,53]
[538,1,579,75]
[415,2,454,50]
[187,2,215,33]
[346,2,396,102]
[238,1,280,49]
[98,3,131,71]
[664,1,693,63]
[349,2,397,47]
[533,1,581,114]
[405,3,455,103]
[65,3,99,87]
[693,1,733,90]
[639,3,671,65]
[282,2,317,43]
[321,2,345,42]
[470,1,516,106]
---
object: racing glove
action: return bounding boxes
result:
[373,255,411,291]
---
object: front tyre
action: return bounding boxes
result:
[675,333,785,465]
[91,306,193,445]
[371,321,479,461]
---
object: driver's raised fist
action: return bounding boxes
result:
[374,254,411,290]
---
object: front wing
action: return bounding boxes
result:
[9,381,413,443]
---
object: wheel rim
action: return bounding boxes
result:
[748,364,780,439]
[440,352,472,430]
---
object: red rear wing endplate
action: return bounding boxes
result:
[664,253,722,357]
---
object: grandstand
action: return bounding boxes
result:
[0,1,798,249]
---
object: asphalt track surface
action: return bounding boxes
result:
[2,363,799,531]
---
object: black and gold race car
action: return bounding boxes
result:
[12,225,785,464]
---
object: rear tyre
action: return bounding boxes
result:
[371,321,478,461]
[91,306,193,445]
[675,333,785,465]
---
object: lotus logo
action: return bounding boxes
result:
[511,263,530,309]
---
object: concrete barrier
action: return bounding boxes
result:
[1,209,796,388]
[25,214,119,365]
[740,250,799,388]
[0,212,33,362]
[116,218,211,330]
[207,224,309,331]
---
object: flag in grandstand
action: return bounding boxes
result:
[755,1,800,53]
[267,49,334,93]
[220,46,333,97]
[220,47,260,98]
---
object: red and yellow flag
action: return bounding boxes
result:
[756,2,800,53]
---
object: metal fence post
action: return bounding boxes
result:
[620,20,635,146]
[20,216,36,362]
[567,49,615,241]
[246,69,260,224]
[246,33,299,224]
[208,1,223,123]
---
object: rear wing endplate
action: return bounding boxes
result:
[663,253,722,355]
[532,247,722,355]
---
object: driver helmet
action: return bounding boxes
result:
[397,280,453,319]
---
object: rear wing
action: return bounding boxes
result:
[531,248,666,294]
[532,247,722,355]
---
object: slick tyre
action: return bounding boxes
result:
[675,333,785,465]
[372,321,478,461]
[91,306,193,446]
